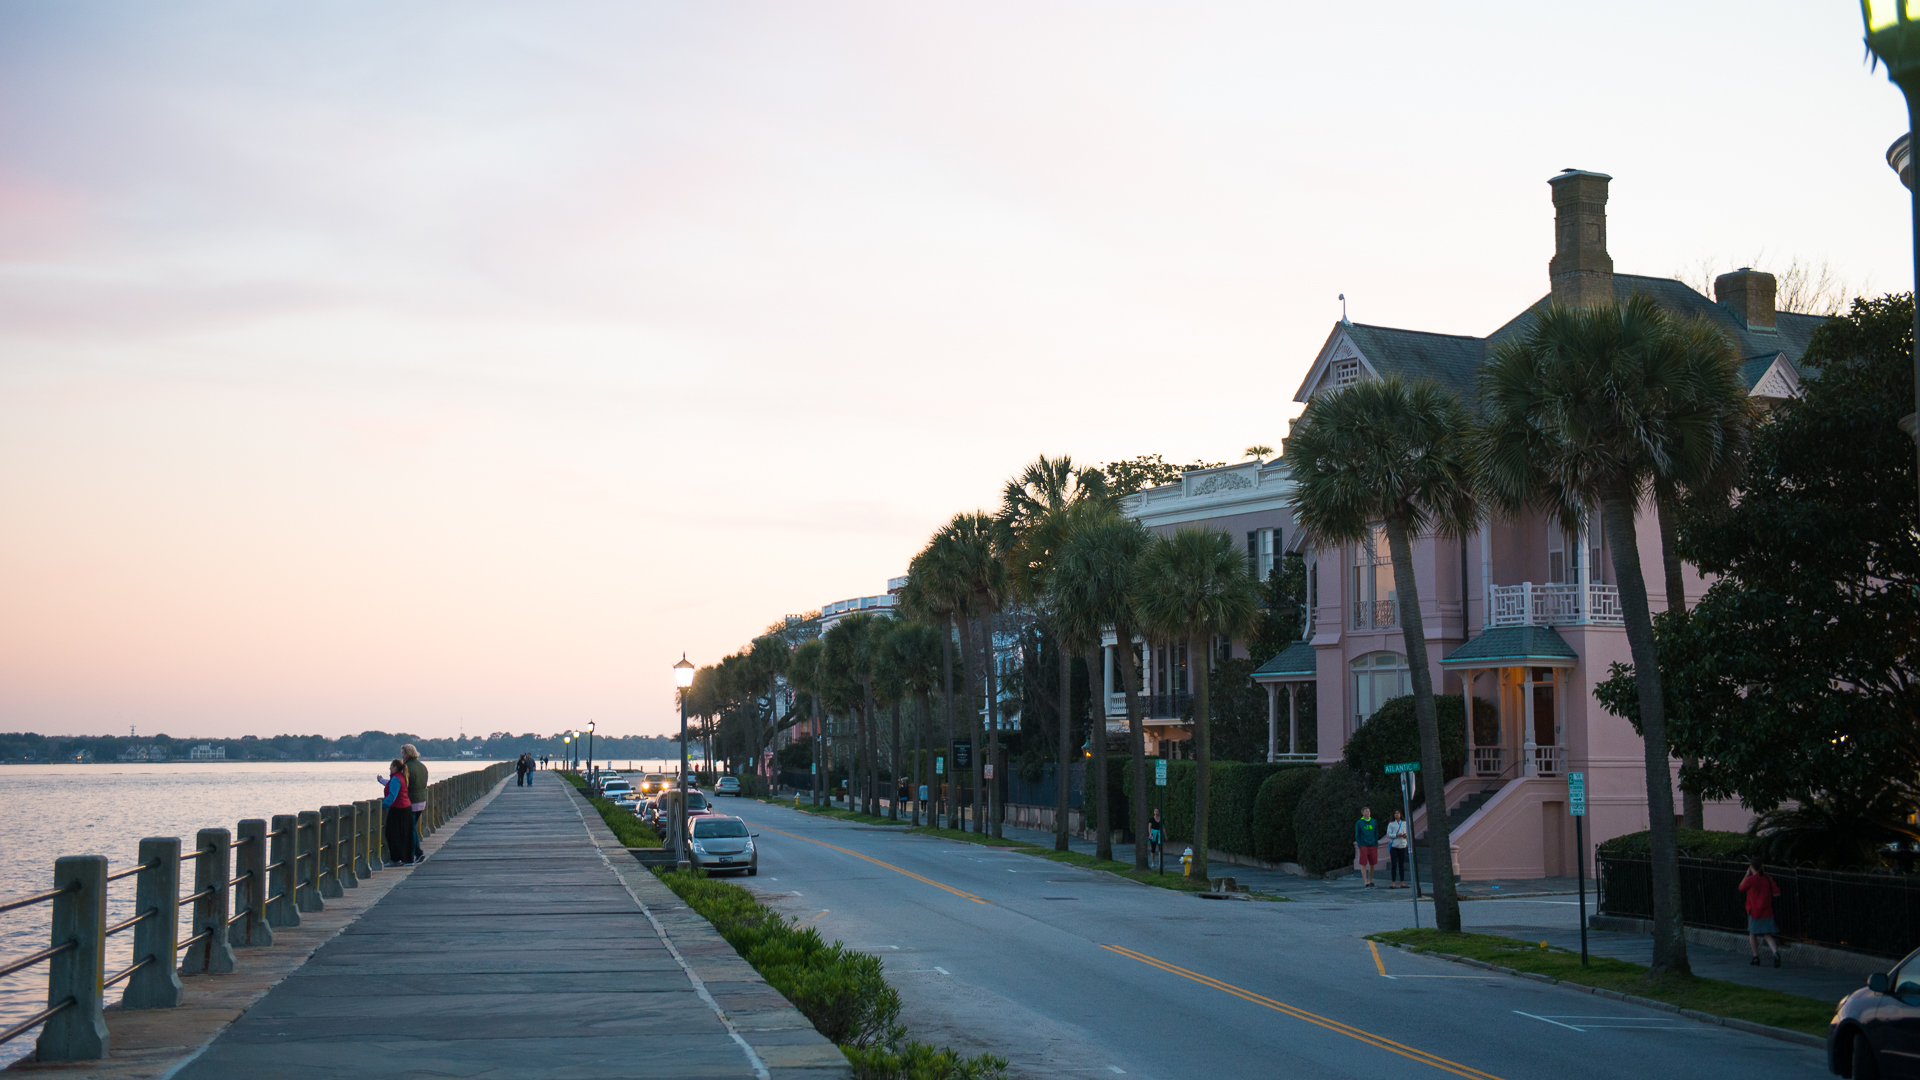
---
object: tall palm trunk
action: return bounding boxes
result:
[809,699,821,807]
[956,614,984,833]
[1656,490,1705,830]
[941,616,957,829]
[1083,645,1111,859]
[1127,632,1149,871]
[915,691,932,827]
[890,700,903,821]
[1384,519,1462,932]
[1055,632,1073,852]
[1603,493,1690,976]
[984,613,1003,838]
[1189,632,1213,883]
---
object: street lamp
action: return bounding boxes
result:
[586,720,596,783]
[1860,0,1920,493]
[563,734,571,770]
[674,655,697,871]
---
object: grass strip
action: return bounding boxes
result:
[907,826,1276,897]
[757,798,909,827]
[561,771,662,847]
[654,869,1006,1079]
[1370,928,1834,1037]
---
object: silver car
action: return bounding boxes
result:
[687,815,757,876]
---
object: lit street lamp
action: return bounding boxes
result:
[1860,1,1920,497]
[563,734,572,770]
[674,655,697,872]
[586,720,596,783]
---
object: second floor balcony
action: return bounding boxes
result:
[1490,582,1623,627]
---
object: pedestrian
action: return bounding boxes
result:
[1740,858,1784,967]
[1148,807,1165,866]
[1353,806,1380,888]
[517,753,532,786]
[379,759,413,866]
[1385,809,1410,888]
[401,744,429,863]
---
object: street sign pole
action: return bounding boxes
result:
[1569,771,1588,967]
[1384,762,1421,927]
[1155,759,1168,875]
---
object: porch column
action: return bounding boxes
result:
[1102,645,1114,715]
[1264,682,1278,763]
[1480,520,1493,630]
[1577,512,1592,623]
[1521,668,1536,777]
[1464,670,1476,773]
[1287,684,1299,756]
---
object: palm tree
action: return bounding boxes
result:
[914,519,988,830]
[788,639,827,805]
[932,512,1004,834]
[1000,455,1112,851]
[1286,374,1478,931]
[1054,510,1152,865]
[1480,296,1747,975]
[1132,529,1262,884]
[880,620,944,827]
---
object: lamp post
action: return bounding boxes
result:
[586,720,596,783]
[563,735,571,770]
[1861,0,1920,508]
[674,655,696,871]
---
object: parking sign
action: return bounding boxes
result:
[1568,771,1586,816]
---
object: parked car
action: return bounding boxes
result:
[1829,946,1920,1077]
[715,776,741,797]
[687,815,757,876]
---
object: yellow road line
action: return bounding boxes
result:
[1369,940,1388,976]
[1102,945,1506,1080]
[759,826,992,905]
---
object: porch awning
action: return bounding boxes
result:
[1440,626,1578,669]
[1250,642,1316,683]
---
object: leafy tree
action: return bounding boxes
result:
[1341,695,1496,801]
[1248,555,1308,665]
[1597,293,1920,848]
[1482,297,1747,975]
[1132,529,1262,883]
[1098,454,1225,496]
[1287,374,1477,931]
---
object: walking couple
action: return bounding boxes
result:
[377,744,430,866]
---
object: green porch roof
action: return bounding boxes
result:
[1440,626,1578,669]
[1251,641,1317,681]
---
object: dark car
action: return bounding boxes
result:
[1829,947,1920,1077]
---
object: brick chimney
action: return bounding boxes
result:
[1714,268,1776,329]
[1548,169,1614,307]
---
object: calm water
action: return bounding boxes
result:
[0,760,502,1066]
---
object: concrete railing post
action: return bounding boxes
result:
[267,815,300,927]
[353,802,374,878]
[335,805,359,889]
[296,811,323,912]
[230,820,273,947]
[317,806,343,899]
[180,829,235,976]
[36,855,109,1061]
[124,837,184,1009]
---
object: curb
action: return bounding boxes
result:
[1380,942,1825,1049]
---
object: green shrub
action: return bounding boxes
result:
[1599,828,1756,861]
[1118,759,1294,857]
[1342,695,1495,797]
[1293,764,1370,874]
[843,1041,1008,1080]
[1252,767,1320,863]
[656,870,900,1048]
[588,796,661,847]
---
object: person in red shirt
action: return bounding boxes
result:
[1739,859,1783,967]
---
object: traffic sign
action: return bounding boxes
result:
[1155,760,1168,786]
[1568,771,1586,816]
[1384,761,1420,774]
[935,756,944,775]
[985,763,994,780]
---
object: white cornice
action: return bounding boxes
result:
[1123,460,1296,529]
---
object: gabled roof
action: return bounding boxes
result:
[1440,626,1578,669]
[1251,641,1316,682]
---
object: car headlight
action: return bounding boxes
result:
[744,840,754,851]
[689,841,706,854]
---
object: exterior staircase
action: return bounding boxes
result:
[1446,789,1498,834]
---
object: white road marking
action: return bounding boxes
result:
[934,966,949,974]
[1515,1011,1584,1031]
[1108,1067,1126,1074]
[1515,1011,1693,1032]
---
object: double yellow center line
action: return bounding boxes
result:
[757,826,992,905]
[1101,945,1506,1080]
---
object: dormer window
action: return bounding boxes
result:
[1329,358,1361,390]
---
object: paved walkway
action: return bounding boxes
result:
[171,774,841,1080]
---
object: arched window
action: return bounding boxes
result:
[1351,651,1410,725]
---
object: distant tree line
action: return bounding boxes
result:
[0,730,682,764]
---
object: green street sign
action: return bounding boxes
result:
[1155,760,1168,786]
[935,756,944,775]
[1568,771,1586,816]
[1384,761,1420,774]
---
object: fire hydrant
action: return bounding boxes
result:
[1181,847,1194,877]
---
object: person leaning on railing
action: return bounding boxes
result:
[401,745,428,864]
[379,759,413,866]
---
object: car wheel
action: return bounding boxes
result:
[1854,1031,1882,1080]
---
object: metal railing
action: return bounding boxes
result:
[1353,599,1396,629]
[1599,854,1920,959]
[0,761,512,1062]
[1489,582,1625,627]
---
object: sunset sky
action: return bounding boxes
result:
[0,1,1907,739]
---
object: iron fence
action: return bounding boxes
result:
[1600,854,1920,959]
[1003,763,1083,811]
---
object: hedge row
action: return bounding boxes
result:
[655,870,1006,1079]
[1111,759,1318,860]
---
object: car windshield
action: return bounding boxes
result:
[687,793,708,809]
[693,819,748,838]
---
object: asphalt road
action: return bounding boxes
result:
[715,796,1831,1080]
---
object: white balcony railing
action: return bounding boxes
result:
[1489,582,1624,627]
[1472,747,1505,778]
[1528,745,1565,777]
